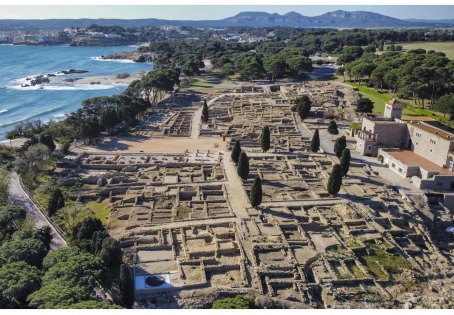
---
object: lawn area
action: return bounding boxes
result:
[183,73,236,93]
[398,41,454,60]
[349,83,438,118]
[83,200,111,224]
[358,91,385,113]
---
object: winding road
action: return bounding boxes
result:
[8,171,66,250]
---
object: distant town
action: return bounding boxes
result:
[0,25,277,46]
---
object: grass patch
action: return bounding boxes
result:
[175,206,191,220]
[347,82,454,126]
[361,246,412,280]
[351,84,393,102]
[189,79,213,88]
[359,91,386,113]
[346,236,363,249]
[351,265,367,278]
[349,122,362,131]
[83,200,111,224]
[338,273,353,279]
[398,41,454,60]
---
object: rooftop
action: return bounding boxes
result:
[386,149,454,175]
[386,98,404,106]
[409,121,454,140]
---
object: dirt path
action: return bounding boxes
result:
[191,94,227,139]
[8,171,67,250]
[222,152,251,219]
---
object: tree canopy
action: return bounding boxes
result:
[327,164,343,195]
[237,151,250,180]
[260,126,271,152]
[334,136,347,158]
[356,98,374,113]
[212,295,260,309]
[0,261,41,307]
[340,148,351,177]
[328,120,339,135]
[310,129,320,153]
[231,140,242,164]
[250,177,263,208]
[434,94,454,117]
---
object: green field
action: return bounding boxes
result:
[397,42,454,60]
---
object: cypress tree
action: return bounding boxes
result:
[340,148,351,177]
[327,120,339,135]
[300,102,311,119]
[327,164,343,195]
[120,264,135,308]
[260,125,271,152]
[250,176,263,208]
[334,136,347,158]
[310,129,320,153]
[231,140,241,164]
[237,151,249,180]
[201,99,209,123]
[47,188,65,216]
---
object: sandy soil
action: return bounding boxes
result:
[0,137,28,147]
[80,136,227,154]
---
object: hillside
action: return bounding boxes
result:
[0,10,452,30]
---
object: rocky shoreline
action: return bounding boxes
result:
[21,69,89,87]
[97,51,156,63]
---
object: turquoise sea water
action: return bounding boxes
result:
[0,45,153,140]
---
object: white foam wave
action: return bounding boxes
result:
[53,113,66,118]
[0,109,7,114]
[91,56,135,63]
[7,83,121,91]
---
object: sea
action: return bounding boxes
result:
[0,45,153,140]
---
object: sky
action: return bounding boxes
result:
[0,1,453,20]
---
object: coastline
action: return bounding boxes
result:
[49,72,146,86]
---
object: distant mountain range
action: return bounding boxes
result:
[0,10,453,30]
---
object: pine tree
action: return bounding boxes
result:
[327,164,343,195]
[120,264,135,308]
[231,140,241,164]
[327,120,339,135]
[39,134,56,151]
[260,125,271,152]
[250,176,263,207]
[237,151,249,180]
[201,99,209,123]
[295,95,312,119]
[310,129,320,153]
[340,148,351,177]
[334,136,347,158]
